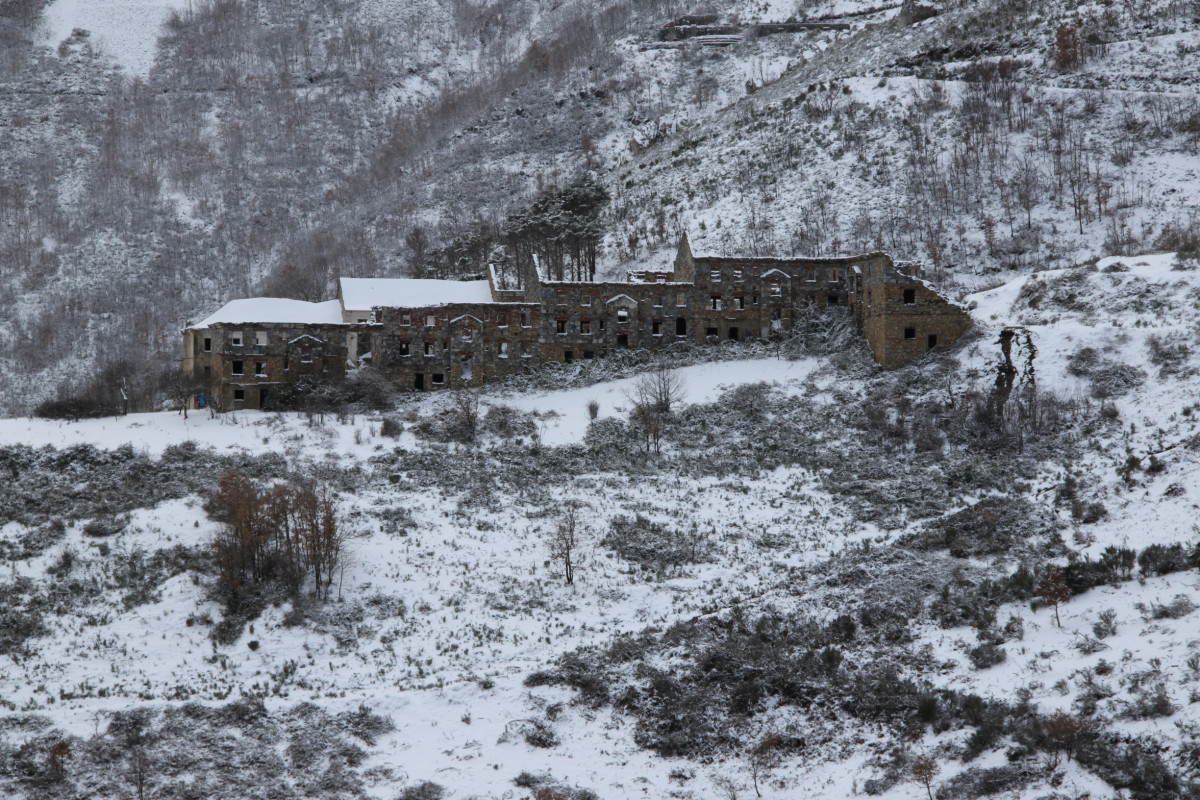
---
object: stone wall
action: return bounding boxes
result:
[851,259,972,368]
[187,323,352,410]
[372,303,543,390]
[185,237,973,408]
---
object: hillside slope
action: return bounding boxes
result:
[1,252,1198,798]
[2,0,1198,415]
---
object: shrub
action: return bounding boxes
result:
[1122,683,1176,720]
[83,515,129,538]
[1146,595,1196,620]
[33,396,120,420]
[967,643,1007,670]
[1076,735,1181,800]
[934,764,1040,799]
[602,514,709,574]
[397,781,445,800]
[379,417,402,438]
[1093,609,1118,639]
[482,404,537,438]
[523,720,559,748]
[1138,543,1190,576]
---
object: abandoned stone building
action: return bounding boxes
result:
[182,234,971,410]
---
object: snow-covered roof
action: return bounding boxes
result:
[190,299,344,329]
[339,278,494,311]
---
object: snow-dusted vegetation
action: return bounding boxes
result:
[2,258,1200,798]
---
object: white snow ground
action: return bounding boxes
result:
[38,0,188,76]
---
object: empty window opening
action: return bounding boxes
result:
[617,334,629,348]
[652,320,662,336]
[705,327,718,338]
[598,319,606,330]
[728,327,739,341]
[399,342,410,356]
[928,334,939,349]
[230,332,243,346]
[497,315,507,328]
[414,373,425,390]
[581,297,591,307]
[401,314,411,326]
[903,288,916,304]
[520,311,530,327]
[710,296,721,310]
[654,296,664,307]
[616,309,629,323]
[828,295,840,305]
[556,319,567,334]
[770,282,782,298]
[676,317,687,336]
[203,337,212,352]
[904,327,916,340]
[735,296,745,310]
[520,342,530,357]
[432,373,445,385]
[583,350,594,359]
[752,295,759,305]
[254,362,266,377]
[580,320,591,334]
[425,315,436,327]
[831,270,839,282]
[231,360,244,375]
[255,331,268,346]
[499,342,509,357]
[259,388,269,409]
[461,357,472,380]
[424,342,435,356]
[564,350,574,364]
[233,389,245,402]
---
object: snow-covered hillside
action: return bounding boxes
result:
[4,0,1199,415]
[1,253,1198,799]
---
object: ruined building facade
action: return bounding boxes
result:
[183,235,971,410]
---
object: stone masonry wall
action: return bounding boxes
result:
[186,238,972,407]
[187,323,352,410]
[852,260,972,369]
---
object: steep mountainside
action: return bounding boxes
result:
[3,0,1197,413]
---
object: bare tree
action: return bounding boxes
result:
[1044,711,1087,767]
[451,390,481,443]
[711,775,739,800]
[911,754,939,800]
[127,746,152,800]
[548,505,583,586]
[630,401,664,454]
[1037,567,1071,627]
[627,363,687,415]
